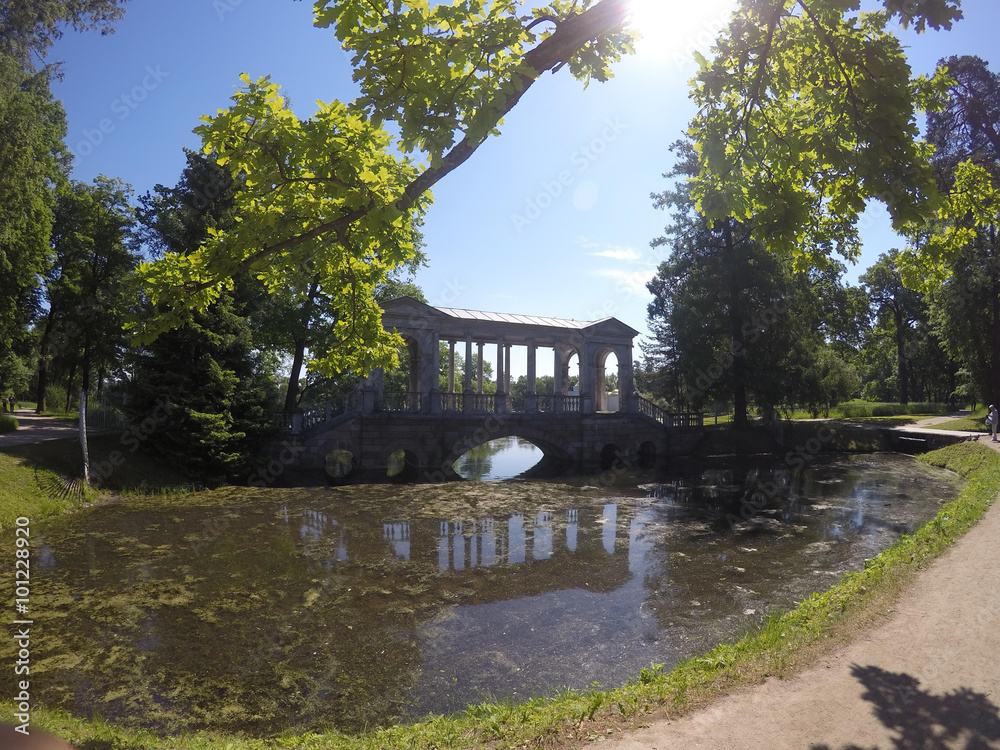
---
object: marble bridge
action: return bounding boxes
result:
[267,298,706,482]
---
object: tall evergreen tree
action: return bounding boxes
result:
[132,152,278,483]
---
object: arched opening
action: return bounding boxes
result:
[383,336,420,411]
[600,443,626,471]
[387,449,420,481]
[596,349,620,412]
[638,441,656,470]
[324,449,355,482]
[565,351,580,396]
[452,436,544,481]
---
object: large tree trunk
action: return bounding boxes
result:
[723,221,749,427]
[283,276,321,412]
[283,336,307,413]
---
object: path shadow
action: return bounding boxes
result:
[810,664,1000,750]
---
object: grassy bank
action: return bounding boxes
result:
[0,436,195,532]
[3,441,998,749]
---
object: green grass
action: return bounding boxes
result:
[0,449,80,533]
[3,442,998,749]
[0,435,197,534]
[931,407,991,433]
[0,414,17,432]
[786,401,951,421]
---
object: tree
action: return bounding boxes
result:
[0,0,129,63]
[860,251,926,404]
[646,143,820,424]
[915,56,1000,405]
[129,0,635,380]
[132,153,279,483]
[35,177,138,411]
[686,0,960,267]
[0,56,68,364]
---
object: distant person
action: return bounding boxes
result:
[990,404,998,442]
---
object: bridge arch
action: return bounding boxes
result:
[441,423,575,474]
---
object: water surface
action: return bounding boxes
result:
[0,453,961,735]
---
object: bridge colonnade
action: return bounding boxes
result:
[368,297,639,416]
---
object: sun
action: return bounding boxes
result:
[626,0,738,62]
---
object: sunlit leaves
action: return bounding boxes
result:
[134,76,430,376]
[687,0,958,265]
[900,160,1000,290]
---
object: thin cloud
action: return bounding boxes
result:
[592,268,655,296]
[589,247,642,262]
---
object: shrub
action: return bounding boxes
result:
[0,415,17,432]
[44,384,71,413]
[836,402,949,418]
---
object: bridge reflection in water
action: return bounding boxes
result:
[297,501,654,576]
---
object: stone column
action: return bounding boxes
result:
[553,346,565,413]
[420,329,440,414]
[447,341,456,408]
[496,341,506,414]
[580,341,595,414]
[526,341,537,413]
[617,344,635,413]
[476,342,485,395]
[504,344,511,393]
[463,337,473,413]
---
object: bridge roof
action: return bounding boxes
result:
[381,297,640,341]
[434,306,593,329]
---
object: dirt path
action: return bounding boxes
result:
[0,408,79,446]
[596,469,1000,749]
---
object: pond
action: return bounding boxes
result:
[0,453,961,737]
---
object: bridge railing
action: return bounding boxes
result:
[275,392,357,434]
[381,391,422,412]
[637,396,703,428]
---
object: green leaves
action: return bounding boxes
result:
[687,0,957,265]
[136,1,634,379]
[135,76,429,376]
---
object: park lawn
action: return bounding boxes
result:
[2,441,997,750]
[2,435,196,495]
[0,436,197,532]
[0,449,77,532]
[932,409,991,433]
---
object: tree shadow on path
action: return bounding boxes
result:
[810,664,1000,749]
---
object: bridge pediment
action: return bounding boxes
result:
[582,317,640,340]
[381,296,449,327]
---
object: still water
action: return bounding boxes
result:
[1,453,961,736]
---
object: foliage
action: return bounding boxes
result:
[0,0,129,63]
[35,176,138,410]
[134,0,635,378]
[903,56,1000,405]
[645,142,846,423]
[127,293,279,485]
[835,401,948,419]
[0,56,67,358]
[0,415,17,433]
[686,0,959,266]
[132,155,281,484]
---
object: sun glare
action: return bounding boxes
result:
[627,0,738,62]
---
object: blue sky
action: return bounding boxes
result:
[49,0,1000,380]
